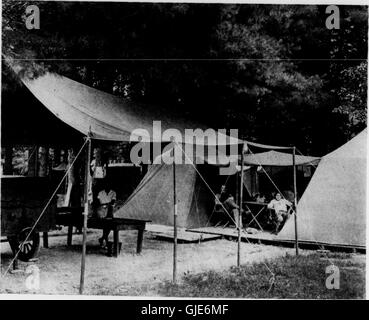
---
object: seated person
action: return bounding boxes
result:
[283,190,295,203]
[255,193,266,203]
[223,194,243,229]
[96,180,117,248]
[214,185,227,212]
[267,193,292,234]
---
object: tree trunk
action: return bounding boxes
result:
[38,147,49,177]
[27,146,38,177]
[53,148,61,168]
[3,147,13,175]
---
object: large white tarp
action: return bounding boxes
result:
[21,72,241,145]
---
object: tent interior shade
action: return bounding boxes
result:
[277,129,367,248]
[114,161,234,228]
[243,150,320,166]
[20,71,240,145]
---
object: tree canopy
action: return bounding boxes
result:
[2,1,367,155]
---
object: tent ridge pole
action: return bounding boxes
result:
[80,135,92,294]
[172,139,177,284]
[292,146,299,256]
[237,142,246,267]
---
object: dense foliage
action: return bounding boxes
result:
[2,1,367,155]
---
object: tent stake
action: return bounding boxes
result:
[172,142,177,284]
[80,136,92,294]
[292,146,299,256]
[237,142,246,267]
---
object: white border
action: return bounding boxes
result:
[1,0,368,301]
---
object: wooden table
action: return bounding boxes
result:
[56,207,150,257]
[88,217,149,257]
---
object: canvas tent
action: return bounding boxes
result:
[115,147,322,229]
[277,129,367,248]
[114,146,240,228]
[114,163,210,228]
[4,66,244,228]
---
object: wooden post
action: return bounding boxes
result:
[12,258,18,271]
[113,229,119,257]
[293,146,299,256]
[235,161,239,205]
[80,137,92,295]
[172,141,177,284]
[237,142,246,267]
[136,229,144,254]
[43,232,49,248]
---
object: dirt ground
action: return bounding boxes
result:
[0,228,362,296]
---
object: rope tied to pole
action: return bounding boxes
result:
[172,141,276,281]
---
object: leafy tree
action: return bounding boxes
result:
[2,1,367,155]
[333,62,367,137]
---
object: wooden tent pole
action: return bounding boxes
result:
[237,142,246,267]
[292,146,299,256]
[80,136,92,294]
[172,141,177,284]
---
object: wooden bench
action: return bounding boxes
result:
[56,207,150,257]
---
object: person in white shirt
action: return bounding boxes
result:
[267,193,292,234]
[97,188,117,208]
[97,180,117,247]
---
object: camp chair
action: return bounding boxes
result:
[245,203,265,232]
[207,203,229,228]
[269,206,294,233]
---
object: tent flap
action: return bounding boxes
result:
[114,163,214,228]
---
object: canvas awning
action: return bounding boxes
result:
[243,150,320,166]
[20,72,240,145]
[6,61,307,152]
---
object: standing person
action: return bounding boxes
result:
[97,179,117,248]
[223,194,243,229]
[267,193,292,234]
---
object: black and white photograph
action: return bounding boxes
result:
[0,0,367,301]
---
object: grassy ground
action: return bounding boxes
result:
[154,252,365,299]
[1,230,299,295]
[1,230,365,298]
